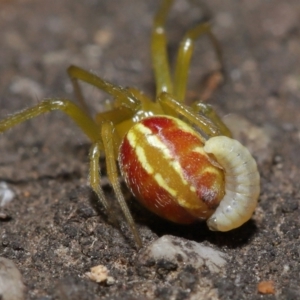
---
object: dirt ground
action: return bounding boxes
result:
[0,0,300,299]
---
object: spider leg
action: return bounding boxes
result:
[67,65,141,115]
[89,142,109,211]
[67,67,91,115]
[68,65,164,128]
[191,102,232,137]
[174,22,223,102]
[93,87,156,128]
[152,0,174,95]
[127,87,164,115]
[0,99,100,143]
[94,105,137,126]
[157,92,221,141]
[0,98,113,218]
[101,121,142,248]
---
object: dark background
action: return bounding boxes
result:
[0,0,299,299]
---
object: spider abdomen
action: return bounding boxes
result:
[119,115,225,224]
[203,136,260,231]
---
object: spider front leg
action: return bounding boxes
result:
[89,121,142,247]
[0,99,114,214]
[67,65,141,118]
[0,99,100,142]
[89,137,142,248]
[67,65,143,246]
[100,121,142,247]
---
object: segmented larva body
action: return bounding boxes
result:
[204,136,260,231]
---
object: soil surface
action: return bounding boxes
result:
[0,0,300,299]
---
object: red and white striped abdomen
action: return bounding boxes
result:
[119,115,225,224]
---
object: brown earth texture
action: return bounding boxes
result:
[0,0,300,299]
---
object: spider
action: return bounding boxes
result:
[0,0,260,248]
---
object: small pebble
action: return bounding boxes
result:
[257,280,275,295]
[85,265,115,284]
[0,182,15,207]
[138,235,227,274]
[0,211,11,221]
[0,257,25,300]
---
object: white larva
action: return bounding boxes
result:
[203,136,260,231]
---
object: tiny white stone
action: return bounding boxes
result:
[139,235,227,274]
[0,182,15,207]
[85,265,115,284]
[0,257,25,300]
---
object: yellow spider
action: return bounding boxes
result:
[0,0,260,248]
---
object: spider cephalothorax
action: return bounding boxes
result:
[0,0,260,247]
